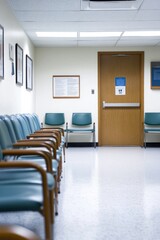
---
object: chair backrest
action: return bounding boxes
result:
[45,113,65,126]
[144,112,160,125]
[0,119,13,149]
[32,114,41,130]
[72,113,92,126]
[0,225,41,240]
[16,114,32,137]
[2,116,17,143]
[23,114,37,132]
[9,115,25,140]
[0,145,3,159]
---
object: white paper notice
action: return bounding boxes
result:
[53,76,79,98]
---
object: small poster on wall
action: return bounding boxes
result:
[115,77,126,95]
[52,75,80,98]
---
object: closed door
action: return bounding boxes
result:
[98,52,144,146]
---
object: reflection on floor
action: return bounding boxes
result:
[0,147,160,240]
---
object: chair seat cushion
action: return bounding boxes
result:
[0,171,55,190]
[17,157,59,175]
[144,128,160,132]
[0,185,43,211]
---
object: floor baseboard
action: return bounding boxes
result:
[66,142,98,147]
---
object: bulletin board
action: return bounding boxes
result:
[52,75,80,98]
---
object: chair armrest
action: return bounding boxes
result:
[2,149,52,172]
[13,141,52,152]
[0,225,40,240]
[16,139,57,159]
[39,127,65,136]
[28,132,61,148]
[0,224,40,240]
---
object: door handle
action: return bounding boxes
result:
[102,101,140,108]
[102,101,106,108]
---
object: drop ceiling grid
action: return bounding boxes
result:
[6,0,160,47]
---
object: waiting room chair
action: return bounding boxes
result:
[45,113,65,127]
[22,114,63,165]
[0,159,53,240]
[0,118,59,217]
[66,112,96,148]
[44,113,66,162]
[20,114,63,187]
[144,112,160,148]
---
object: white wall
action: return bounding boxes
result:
[1,0,160,143]
[35,47,98,125]
[35,46,160,142]
[0,0,35,114]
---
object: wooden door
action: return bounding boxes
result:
[98,52,144,146]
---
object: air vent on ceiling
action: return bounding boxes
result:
[90,0,135,1]
[81,0,144,10]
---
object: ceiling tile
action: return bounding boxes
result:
[6,0,160,47]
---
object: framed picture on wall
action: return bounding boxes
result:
[52,75,80,98]
[26,55,33,90]
[0,24,4,79]
[15,43,23,85]
[151,62,160,89]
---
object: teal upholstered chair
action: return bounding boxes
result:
[22,114,64,181]
[0,225,41,240]
[22,114,63,164]
[144,112,160,148]
[66,113,96,148]
[0,155,53,240]
[45,113,65,126]
[45,113,66,162]
[0,117,60,217]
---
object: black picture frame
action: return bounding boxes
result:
[15,43,23,85]
[0,24,4,79]
[26,55,33,90]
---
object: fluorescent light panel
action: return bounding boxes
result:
[80,32,122,37]
[36,32,77,37]
[123,31,160,37]
[36,31,122,38]
[36,31,160,38]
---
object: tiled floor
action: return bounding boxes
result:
[1,147,160,240]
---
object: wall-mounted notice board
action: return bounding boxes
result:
[151,62,160,89]
[52,75,80,98]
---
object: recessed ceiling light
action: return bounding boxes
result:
[36,32,77,37]
[80,32,122,37]
[123,31,160,37]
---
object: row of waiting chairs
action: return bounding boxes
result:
[45,112,96,148]
[0,113,66,240]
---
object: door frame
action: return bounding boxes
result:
[98,51,144,146]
